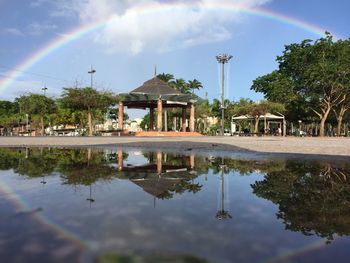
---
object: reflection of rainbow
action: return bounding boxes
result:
[0,180,87,259]
[0,1,338,92]
[264,239,329,263]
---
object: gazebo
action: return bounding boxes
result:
[231,113,286,136]
[118,76,200,133]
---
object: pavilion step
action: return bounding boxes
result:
[135,131,203,137]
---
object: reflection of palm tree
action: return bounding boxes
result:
[216,159,232,220]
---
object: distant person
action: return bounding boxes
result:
[278,127,282,136]
[327,127,332,137]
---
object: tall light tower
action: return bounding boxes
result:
[88,66,96,89]
[42,85,48,96]
[216,54,232,136]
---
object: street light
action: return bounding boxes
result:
[26,114,29,133]
[216,54,233,136]
[42,86,48,96]
[88,66,96,89]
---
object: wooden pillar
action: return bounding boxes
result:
[182,107,187,132]
[118,101,124,130]
[118,149,123,172]
[164,109,168,132]
[157,98,163,132]
[157,151,162,175]
[190,154,195,169]
[190,104,195,132]
[150,108,154,131]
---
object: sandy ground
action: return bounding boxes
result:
[0,136,349,159]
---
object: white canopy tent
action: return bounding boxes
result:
[231,113,286,136]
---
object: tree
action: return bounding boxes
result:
[195,99,211,133]
[188,79,203,94]
[157,73,175,83]
[171,78,190,94]
[251,33,350,136]
[228,99,284,133]
[60,87,116,136]
[0,100,19,116]
[280,34,345,137]
[332,39,350,136]
[0,100,21,135]
[251,71,309,123]
[16,94,57,136]
[248,101,285,133]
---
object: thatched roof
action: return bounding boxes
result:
[131,77,182,95]
[119,76,204,106]
[131,178,182,198]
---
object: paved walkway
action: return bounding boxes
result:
[0,136,349,157]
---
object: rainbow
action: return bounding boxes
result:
[0,1,338,93]
[0,179,87,258]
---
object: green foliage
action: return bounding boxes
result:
[0,100,19,116]
[16,94,56,116]
[157,73,203,95]
[60,87,115,112]
[188,79,203,94]
[157,73,174,83]
[252,160,350,242]
[60,87,116,135]
[251,33,350,136]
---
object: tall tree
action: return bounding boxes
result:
[251,33,350,136]
[157,73,175,83]
[0,100,19,116]
[188,79,203,94]
[171,78,190,94]
[16,94,57,136]
[60,87,116,136]
[332,39,350,136]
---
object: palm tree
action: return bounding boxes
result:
[157,73,175,83]
[172,78,189,94]
[188,79,203,94]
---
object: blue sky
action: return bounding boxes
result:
[0,0,349,119]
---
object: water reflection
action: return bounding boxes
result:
[216,158,232,220]
[251,160,350,243]
[1,147,350,262]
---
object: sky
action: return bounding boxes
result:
[0,0,349,119]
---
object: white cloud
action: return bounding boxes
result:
[27,22,58,35]
[30,0,50,7]
[3,28,24,36]
[52,0,271,54]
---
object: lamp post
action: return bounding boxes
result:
[26,114,29,133]
[216,54,232,136]
[88,66,96,89]
[42,86,47,96]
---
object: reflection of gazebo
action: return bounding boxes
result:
[117,151,197,199]
[118,76,200,132]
